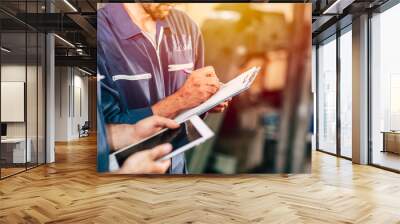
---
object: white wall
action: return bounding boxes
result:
[71,73,89,139]
[55,66,69,141]
[1,64,46,163]
[54,67,89,141]
[1,65,26,139]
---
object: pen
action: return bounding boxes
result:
[183,69,192,74]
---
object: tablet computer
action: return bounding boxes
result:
[109,115,214,172]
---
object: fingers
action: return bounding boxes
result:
[200,66,216,77]
[196,66,219,82]
[212,107,225,113]
[214,104,226,110]
[215,101,229,108]
[213,108,224,113]
[192,66,220,91]
[118,145,172,174]
[148,144,172,174]
[153,116,180,129]
[149,143,173,160]
[150,159,171,174]
[205,85,219,95]
[209,101,229,113]
[206,76,221,88]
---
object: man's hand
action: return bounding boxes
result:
[209,98,231,113]
[176,66,220,108]
[152,66,220,118]
[106,116,179,151]
[117,143,172,174]
[132,116,179,143]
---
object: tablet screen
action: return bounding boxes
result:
[114,119,201,166]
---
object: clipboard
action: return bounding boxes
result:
[174,66,261,123]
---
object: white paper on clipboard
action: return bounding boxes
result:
[174,66,261,123]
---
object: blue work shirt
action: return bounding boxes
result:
[97,4,204,174]
[97,54,110,173]
[97,83,109,173]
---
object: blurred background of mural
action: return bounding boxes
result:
[174,3,312,174]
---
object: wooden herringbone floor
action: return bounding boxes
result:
[1,135,400,224]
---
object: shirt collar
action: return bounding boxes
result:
[104,3,172,40]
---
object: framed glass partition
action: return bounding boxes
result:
[316,24,353,160]
[27,31,38,169]
[370,2,400,172]
[37,32,45,165]
[339,27,352,158]
[1,31,28,177]
[317,35,337,155]
[0,0,46,179]
[315,0,400,172]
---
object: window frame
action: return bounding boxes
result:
[315,24,353,160]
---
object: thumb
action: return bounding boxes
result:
[153,116,180,129]
[149,143,173,160]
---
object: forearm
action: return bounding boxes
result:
[151,92,187,119]
[152,66,220,118]
[106,124,139,151]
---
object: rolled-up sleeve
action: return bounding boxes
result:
[97,51,109,172]
[98,43,153,125]
[101,82,153,124]
[97,98,109,172]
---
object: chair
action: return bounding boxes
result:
[78,121,90,138]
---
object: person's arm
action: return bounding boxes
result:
[105,116,179,174]
[101,83,153,124]
[104,121,173,174]
[116,144,172,174]
[195,31,229,113]
[151,66,220,118]
[152,30,214,118]
[106,116,179,151]
[97,96,110,173]
[98,35,153,125]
